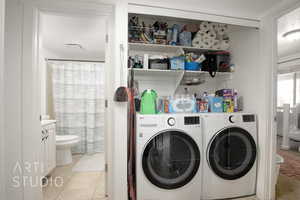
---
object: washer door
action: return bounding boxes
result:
[208,127,257,180]
[142,130,200,189]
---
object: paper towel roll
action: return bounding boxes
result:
[215,24,228,35]
[210,22,219,31]
[207,30,217,39]
[211,40,221,50]
[220,40,230,50]
[192,37,202,47]
[203,41,211,49]
[208,39,216,48]
[193,38,207,48]
[200,22,209,30]
[196,31,206,38]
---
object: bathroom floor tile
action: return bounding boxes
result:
[64,172,100,190]
[92,172,106,199]
[43,154,105,200]
[57,188,95,200]
[43,184,64,200]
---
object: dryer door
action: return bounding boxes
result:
[208,127,257,180]
[142,130,200,189]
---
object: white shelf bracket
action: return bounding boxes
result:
[173,70,185,95]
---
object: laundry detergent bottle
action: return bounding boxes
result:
[140,89,158,114]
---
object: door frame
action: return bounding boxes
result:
[21,0,115,199]
[262,1,300,199]
[0,0,5,198]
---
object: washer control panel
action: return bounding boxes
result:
[167,117,176,126]
[184,116,200,125]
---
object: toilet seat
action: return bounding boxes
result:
[56,135,79,146]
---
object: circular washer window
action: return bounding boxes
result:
[208,127,257,180]
[142,130,200,189]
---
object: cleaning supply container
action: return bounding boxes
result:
[140,89,158,114]
[185,62,201,71]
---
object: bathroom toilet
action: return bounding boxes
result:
[56,135,80,166]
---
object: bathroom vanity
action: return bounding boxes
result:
[41,120,56,177]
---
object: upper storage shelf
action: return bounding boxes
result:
[129,68,233,81]
[128,42,227,53]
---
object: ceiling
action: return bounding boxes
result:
[278,7,300,59]
[40,13,106,61]
[128,0,283,20]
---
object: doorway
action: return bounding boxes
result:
[39,12,108,200]
[276,5,300,200]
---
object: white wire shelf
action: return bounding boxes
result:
[128,42,226,53]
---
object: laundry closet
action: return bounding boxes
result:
[127,14,259,114]
[127,4,264,200]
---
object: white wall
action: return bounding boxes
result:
[4,0,24,199]
[229,26,260,113]
[0,0,5,198]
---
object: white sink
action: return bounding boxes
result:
[41,120,56,126]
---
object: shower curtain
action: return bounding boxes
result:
[51,61,105,154]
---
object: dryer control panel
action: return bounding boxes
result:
[242,114,255,122]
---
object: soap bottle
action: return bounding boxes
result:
[202,92,209,112]
[233,89,238,112]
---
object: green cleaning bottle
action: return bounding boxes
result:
[140,89,158,114]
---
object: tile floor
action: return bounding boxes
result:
[277,174,300,200]
[44,154,257,200]
[43,154,106,200]
[276,136,300,199]
[47,151,300,200]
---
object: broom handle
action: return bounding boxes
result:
[120,44,125,85]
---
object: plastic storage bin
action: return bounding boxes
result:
[149,58,169,70]
[185,62,201,71]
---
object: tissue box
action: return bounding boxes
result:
[170,56,185,70]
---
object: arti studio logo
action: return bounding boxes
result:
[12,161,63,188]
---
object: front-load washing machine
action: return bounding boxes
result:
[202,113,258,200]
[136,113,202,200]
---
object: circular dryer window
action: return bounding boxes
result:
[142,130,200,189]
[208,127,257,180]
